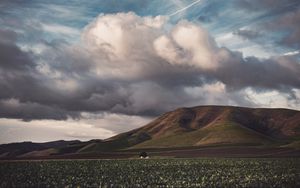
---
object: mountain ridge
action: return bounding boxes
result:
[1,105,300,159]
[114,105,300,149]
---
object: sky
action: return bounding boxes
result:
[0,0,300,144]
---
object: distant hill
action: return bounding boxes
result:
[1,106,300,159]
[0,140,80,158]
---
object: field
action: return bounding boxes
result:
[0,158,299,187]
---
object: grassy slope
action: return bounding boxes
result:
[131,121,273,149]
[125,106,300,149]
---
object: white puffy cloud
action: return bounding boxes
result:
[170,21,219,69]
[80,12,224,81]
[82,12,166,53]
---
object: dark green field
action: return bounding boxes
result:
[0,158,299,187]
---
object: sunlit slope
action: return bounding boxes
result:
[107,106,300,149]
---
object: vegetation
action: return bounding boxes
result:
[0,158,299,187]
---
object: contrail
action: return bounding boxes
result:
[168,0,203,17]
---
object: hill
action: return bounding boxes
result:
[0,140,80,158]
[1,106,300,159]
[124,106,300,149]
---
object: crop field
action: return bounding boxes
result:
[0,158,299,187]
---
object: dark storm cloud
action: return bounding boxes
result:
[0,99,79,121]
[0,29,17,43]
[0,29,80,120]
[0,30,35,70]
[0,29,37,101]
[212,51,300,91]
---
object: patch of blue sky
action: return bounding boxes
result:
[1,0,298,58]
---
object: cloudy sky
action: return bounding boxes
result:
[0,0,300,144]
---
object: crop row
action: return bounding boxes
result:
[0,158,299,187]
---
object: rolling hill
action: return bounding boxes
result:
[122,106,300,149]
[1,106,300,159]
[0,140,81,158]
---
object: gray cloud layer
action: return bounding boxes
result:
[236,0,300,49]
[0,12,299,121]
